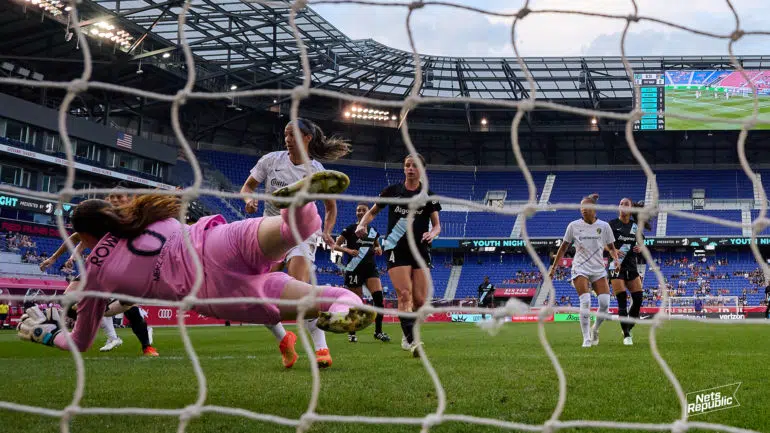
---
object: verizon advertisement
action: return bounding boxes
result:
[494,288,537,298]
[133,306,768,327]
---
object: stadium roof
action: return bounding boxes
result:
[3,0,770,167]
[82,1,770,101]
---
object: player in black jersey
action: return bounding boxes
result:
[355,154,441,357]
[608,198,649,346]
[764,285,770,319]
[334,203,391,343]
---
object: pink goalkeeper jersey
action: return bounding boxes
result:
[54,215,225,351]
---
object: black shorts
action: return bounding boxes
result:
[610,267,641,282]
[344,262,379,288]
[385,243,432,270]
[478,293,494,307]
[0,314,7,321]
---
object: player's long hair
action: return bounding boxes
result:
[629,199,653,231]
[72,195,180,240]
[404,153,426,166]
[293,118,351,161]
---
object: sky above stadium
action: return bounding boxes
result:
[312,0,770,57]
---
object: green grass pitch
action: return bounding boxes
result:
[1,322,769,433]
[665,89,770,130]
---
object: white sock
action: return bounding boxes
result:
[306,318,328,351]
[595,293,610,330]
[579,293,591,341]
[266,323,287,343]
[100,316,118,341]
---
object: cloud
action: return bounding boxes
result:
[311,0,770,57]
[582,8,770,56]
[313,1,514,57]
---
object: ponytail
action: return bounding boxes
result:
[293,118,351,161]
[631,200,652,231]
[72,195,180,240]
[583,193,599,204]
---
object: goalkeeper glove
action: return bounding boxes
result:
[17,306,64,346]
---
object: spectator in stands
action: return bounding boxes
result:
[0,301,8,329]
[7,234,19,253]
[765,285,770,319]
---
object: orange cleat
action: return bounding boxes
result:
[143,346,159,357]
[279,331,298,369]
[315,348,332,369]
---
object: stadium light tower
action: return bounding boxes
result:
[344,105,391,123]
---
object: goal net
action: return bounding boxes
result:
[1,0,770,433]
[661,296,742,318]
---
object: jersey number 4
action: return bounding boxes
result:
[389,251,395,263]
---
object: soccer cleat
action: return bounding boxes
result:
[279,331,298,369]
[99,337,122,352]
[348,333,358,343]
[316,348,332,368]
[623,336,634,346]
[590,325,600,346]
[143,346,159,357]
[316,308,375,334]
[374,332,391,342]
[148,327,154,345]
[582,339,592,348]
[271,170,350,209]
[401,335,410,351]
[409,341,424,358]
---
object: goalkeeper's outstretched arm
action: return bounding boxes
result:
[17,296,107,352]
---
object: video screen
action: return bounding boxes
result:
[664,70,770,130]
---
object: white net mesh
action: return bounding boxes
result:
[1,0,770,432]
[662,296,742,316]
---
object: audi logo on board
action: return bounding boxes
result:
[157,309,173,319]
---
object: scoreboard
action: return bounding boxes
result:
[633,73,665,131]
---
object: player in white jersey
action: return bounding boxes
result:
[549,194,620,348]
[241,118,350,369]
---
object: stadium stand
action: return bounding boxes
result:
[655,169,755,199]
[4,147,767,305]
[717,70,763,89]
[0,135,164,183]
[454,251,767,308]
[191,150,770,237]
[666,210,743,235]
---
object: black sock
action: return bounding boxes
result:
[628,291,643,334]
[372,291,384,334]
[616,291,629,337]
[399,317,414,344]
[124,306,151,349]
[766,303,770,319]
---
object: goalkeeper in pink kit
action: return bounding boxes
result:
[17,171,375,354]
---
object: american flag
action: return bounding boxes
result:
[116,132,133,150]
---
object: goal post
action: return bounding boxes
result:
[661,295,742,318]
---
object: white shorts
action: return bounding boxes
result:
[570,269,607,284]
[285,233,319,263]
